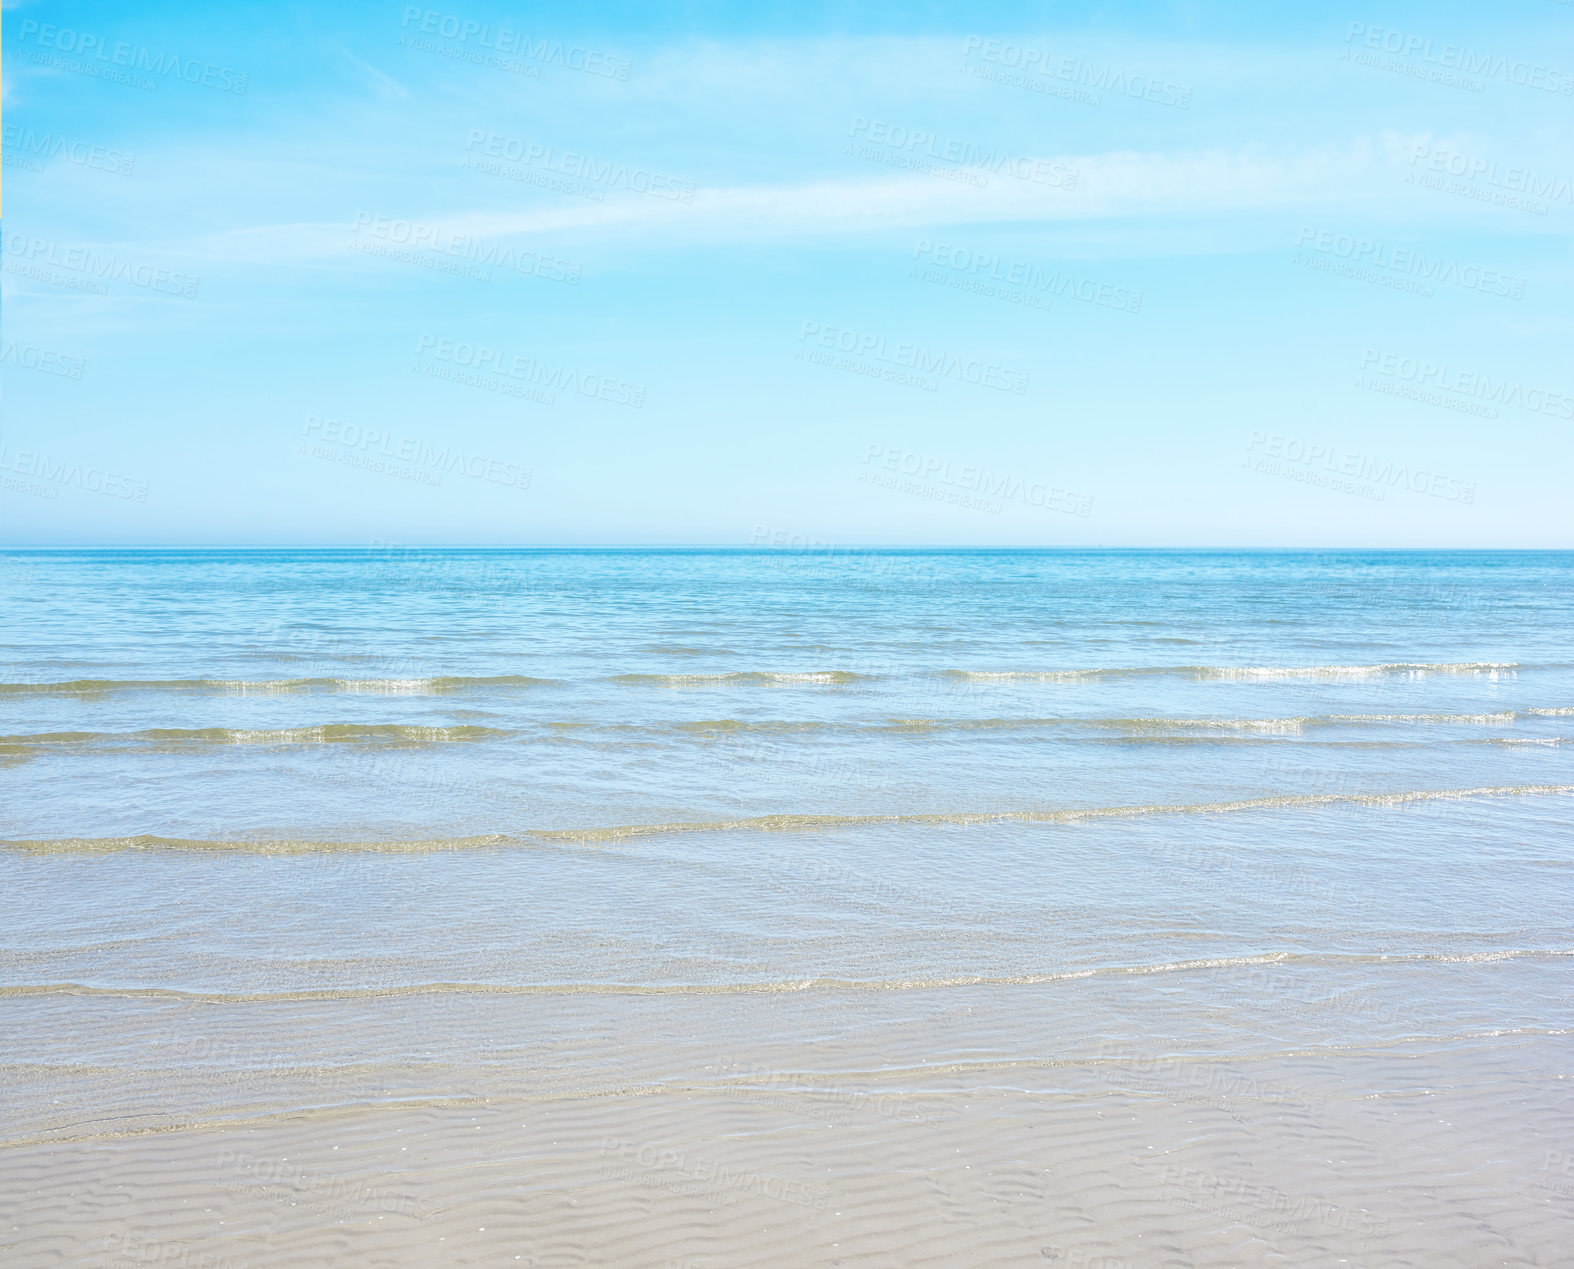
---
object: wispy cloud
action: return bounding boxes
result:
[164,138,1528,268]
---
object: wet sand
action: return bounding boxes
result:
[7,1026,1569,1267]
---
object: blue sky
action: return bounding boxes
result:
[2,0,1571,546]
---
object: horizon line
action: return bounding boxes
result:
[3,544,1573,554]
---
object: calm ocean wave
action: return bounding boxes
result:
[2,548,1572,1179]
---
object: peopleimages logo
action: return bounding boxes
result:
[462,132,694,203]
[1343,22,1574,94]
[399,7,631,79]
[1157,1164,1390,1237]
[598,1138,830,1210]
[415,334,647,407]
[349,214,581,284]
[799,322,1029,395]
[1359,349,1574,420]
[300,416,531,490]
[912,240,1141,314]
[0,340,86,380]
[862,444,1092,517]
[0,449,149,502]
[1244,431,1475,503]
[1408,142,1573,206]
[847,118,1078,188]
[960,36,1192,108]
[12,19,249,93]
[1,125,135,176]
[1,231,200,298]
[1294,227,1525,299]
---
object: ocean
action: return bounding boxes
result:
[3,547,1572,1266]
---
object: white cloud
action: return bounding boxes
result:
[95,133,1569,273]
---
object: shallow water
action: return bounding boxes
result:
[2,549,1572,1266]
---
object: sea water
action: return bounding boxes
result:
[2,548,1571,1264]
